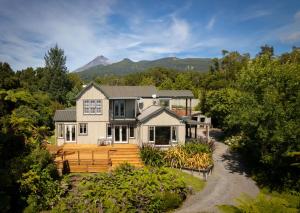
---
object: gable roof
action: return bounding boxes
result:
[53,108,76,122]
[76,81,194,99]
[76,82,109,99]
[137,105,182,123]
[157,90,194,98]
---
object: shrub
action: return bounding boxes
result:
[164,145,213,170]
[52,166,188,212]
[224,134,245,150]
[218,191,300,213]
[183,142,212,155]
[114,162,136,174]
[140,144,165,167]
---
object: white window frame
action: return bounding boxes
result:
[79,123,88,135]
[148,126,155,142]
[57,123,64,138]
[129,125,135,138]
[83,99,102,115]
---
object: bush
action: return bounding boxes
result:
[218,191,300,213]
[183,141,212,154]
[140,144,165,167]
[16,146,69,212]
[224,134,245,150]
[52,166,188,212]
[164,145,213,170]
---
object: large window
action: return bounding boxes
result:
[57,124,64,138]
[129,125,135,138]
[148,126,177,145]
[79,123,88,135]
[83,99,102,114]
[114,100,125,117]
[149,126,155,142]
[107,124,112,138]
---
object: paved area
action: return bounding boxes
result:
[176,142,259,213]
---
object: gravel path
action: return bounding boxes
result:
[176,142,259,213]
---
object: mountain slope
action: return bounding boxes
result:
[74,55,110,72]
[76,57,212,80]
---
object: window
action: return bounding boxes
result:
[83,99,102,114]
[107,124,112,138]
[149,126,155,142]
[57,124,64,138]
[114,100,125,117]
[160,99,170,108]
[79,123,88,135]
[171,126,177,142]
[129,125,135,138]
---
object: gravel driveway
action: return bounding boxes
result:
[175,141,259,213]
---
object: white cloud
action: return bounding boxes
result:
[206,16,215,30]
[277,11,300,43]
[240,9,271,21]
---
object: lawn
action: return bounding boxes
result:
[165,167,206,192]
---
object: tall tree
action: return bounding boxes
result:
[258,44,274,57]
[44,45,71,104]
[0,62,19,89]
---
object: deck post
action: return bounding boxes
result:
[92,151,94,165]
[185,98,188,116]
[78,151,80,165]
[189,98,192,116]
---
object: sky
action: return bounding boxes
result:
[0,0,300,71]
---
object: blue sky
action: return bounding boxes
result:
[0,0,300,71]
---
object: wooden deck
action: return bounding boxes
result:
[47,144,143,173]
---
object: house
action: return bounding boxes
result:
[53,82,197,147]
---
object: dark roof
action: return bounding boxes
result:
[100,85,157,98]
[76,81,194,99]
[157,90,194,98]
[53,109,76,122]
[137,105,182,123]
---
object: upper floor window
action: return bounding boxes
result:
[160,99,170,108]
[83,99,102,114]
[114,100,125,117]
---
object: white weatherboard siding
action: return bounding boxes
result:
[75,85,109,144]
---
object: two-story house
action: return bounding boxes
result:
[53,82,194,147]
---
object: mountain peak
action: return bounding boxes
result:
[74,55,111,72]
[121,58,133,62]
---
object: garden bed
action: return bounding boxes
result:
[140,140,214,181]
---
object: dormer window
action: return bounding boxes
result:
[83,99,102,114]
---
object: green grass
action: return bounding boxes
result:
[165,168,205,192]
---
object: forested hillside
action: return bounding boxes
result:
[77,57,212,80]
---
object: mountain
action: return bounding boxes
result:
[76,57,212,80]
[74,55,110,72]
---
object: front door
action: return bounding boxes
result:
[65,124,76,143]
[114,125,127,143]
